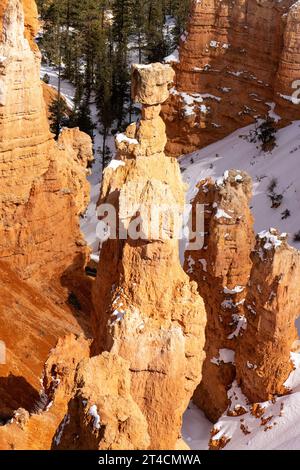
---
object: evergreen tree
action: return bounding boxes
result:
[145,0,167,62]
[69,98,95,138]
[37,0,191,145]
[49,97,68,138]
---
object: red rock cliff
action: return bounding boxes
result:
[162,0,300,155]
[0,0,93,281]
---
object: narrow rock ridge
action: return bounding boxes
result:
[162,0,300,156]
[92,63,207,450]
[185,171,300,421]
[0,0,93,281]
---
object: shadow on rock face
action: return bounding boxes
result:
[0,374,40,422]
[60,253,94,340]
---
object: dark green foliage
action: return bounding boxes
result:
[281,209,291,220]
[42,73,50,84]
[49,97,68,138]
[257,118,278,152]
[267,178,283,210]
[248,118,278,152]
[37,0,191,139]
[69,99,95,139]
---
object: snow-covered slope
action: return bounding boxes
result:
[181,121,300,248]
[182,353,300,451]
[181,120,300,451]
[210,353,300,450]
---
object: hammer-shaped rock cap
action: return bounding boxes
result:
[131,63,175,106]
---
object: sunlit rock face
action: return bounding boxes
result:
[184,170,255,422]
[185,170,300,421]
[236,230,300,403]
[0,0,93,281]
[162,0,300,156]
[92,63,207,450]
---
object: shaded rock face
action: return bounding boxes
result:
[0,261,91,424]
[0,335,149,450]
[236,230,300,403]
[184,170,255,422]
[0,0,93,281]
[162,0,300,156]
[92,63,207,450]
[0,334,91,450]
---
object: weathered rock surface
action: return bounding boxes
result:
[186,171,300,421]
[132,62,175,105]
[53,353,150,450]
[0,260,91,424]
[0,335,151,451]
[0,0,94,448]
[0,0,93,281]
[92,63,207,450]
[162,0,300,155]
[236,229,300,403]
[0,334,91,450]
[184,170,255,422]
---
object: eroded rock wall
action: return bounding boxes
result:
[0,0,93,281]
[162,0,300,155]
[185,173,300,421]
[236,230,300,403]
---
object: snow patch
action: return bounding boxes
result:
[211,349,235,366]
[89,404,101,430]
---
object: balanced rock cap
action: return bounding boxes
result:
[131,63,175,106]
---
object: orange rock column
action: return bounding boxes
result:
[92,63,207,449]
[184,170,255,422]
[236,230,300,403]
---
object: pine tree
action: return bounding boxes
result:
[145,0,167,62]
[49,97,68,138]
[37,0,191,145]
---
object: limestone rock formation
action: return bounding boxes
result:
[0,260,91,424]
[236,229,300,403]
[275,1,300,121]
[0,334,91,450]
[132,62,175,105]
[92,63,207,450]
[21,0,39,50]
[162,0,300,155]
[0,336,150,450]
[185,171,300,420]
[184,170,255,422]
[0,0,93,281]
[0,0,94,446]
[53,353,150,450]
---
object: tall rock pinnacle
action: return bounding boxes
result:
[236,230,300,403]
[92,63,207,450]
[184,170,255,422]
